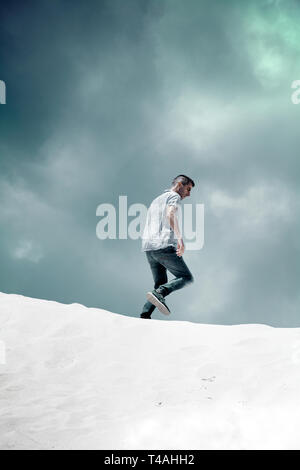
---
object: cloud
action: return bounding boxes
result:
[12,240,44,263]
[243,1,300,89]
[209,181,293,239]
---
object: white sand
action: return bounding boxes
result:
[0,291,300,450]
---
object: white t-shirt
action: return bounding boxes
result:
[141,189,181,252]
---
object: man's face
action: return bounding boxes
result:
[179,183,193,199]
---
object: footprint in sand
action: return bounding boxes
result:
[201,376,216,382]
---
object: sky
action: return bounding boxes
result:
[0,0,299,326]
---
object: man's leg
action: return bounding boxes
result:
[152,247,194,297]
[141,251,168,318]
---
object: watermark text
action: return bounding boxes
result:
[291,80,300,104]
[96,196,204,251]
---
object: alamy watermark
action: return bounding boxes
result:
[96,196,204,251]
[291,80,300,104]
[0,340,6,364]
[0,80,6,104]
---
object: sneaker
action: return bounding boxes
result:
[146,290,171,316]
[140,313,151,319]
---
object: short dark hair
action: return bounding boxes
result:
[172,174,195,187]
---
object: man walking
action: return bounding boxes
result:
[140,175,195,319]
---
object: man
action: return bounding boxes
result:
[140,175,195,319]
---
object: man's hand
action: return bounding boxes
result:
[176,238,185,257]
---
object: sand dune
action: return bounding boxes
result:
[0,291,300,450]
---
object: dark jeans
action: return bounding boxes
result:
[141,246,194,316]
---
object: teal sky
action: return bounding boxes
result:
[0,0,299,326]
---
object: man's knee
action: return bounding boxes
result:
[185,273,194,285]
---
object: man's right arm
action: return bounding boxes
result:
[166,206,184,256]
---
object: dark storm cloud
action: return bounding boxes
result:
[0,0,162,161]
